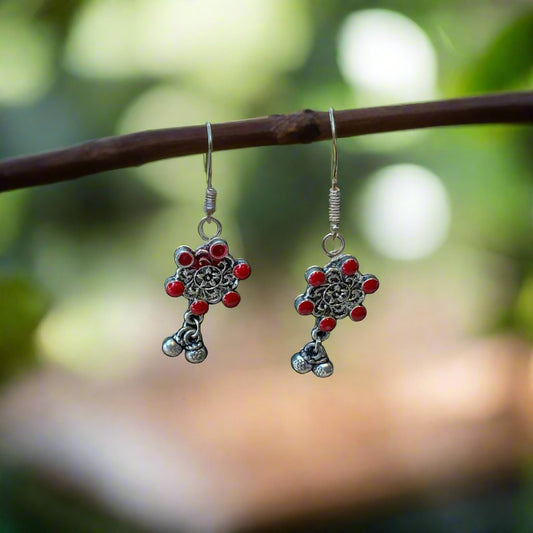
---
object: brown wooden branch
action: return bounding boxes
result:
[1,91,533,193]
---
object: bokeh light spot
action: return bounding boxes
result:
[359,164,451,260]
[64,0,311,100]
[37,290,151,379]
[64,0,138,78]
[116,84,237,203]
[337,9,437,104]
[0,17,54,105]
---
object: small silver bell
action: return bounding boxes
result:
[291,352,312,374]
[313,361,334,378]
[291,342,334,378]
[184,343,208,364]
[162,336,183,357]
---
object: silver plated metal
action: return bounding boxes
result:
[322,232,345,258]
[163,123,251,364]
[198,216,223,240]
[292,253,379,377]
[203,122,217,220]
[204,121,213,186]
[292,108,379,378]
[329,107,338,190]
[323,108,344,252]
[163,237,251,363]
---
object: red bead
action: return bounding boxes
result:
[308,270,326,287]
[190,300,209,315]
[209,241,228,260]
[222,291,240,308]
[297,299,314,315]
[319,317,336,332]
[176,249,194,267]
[341,258,359,276]
[350,305,367,321]
[233,262,251,280]
[362,277,379,294]
[165,280,184,297]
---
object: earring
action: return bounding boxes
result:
[291,109,379,378]
[162,122,251,363]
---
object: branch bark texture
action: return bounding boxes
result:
[1,91,532,193]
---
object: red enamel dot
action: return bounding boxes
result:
[341,258,359,276]
[350,305,367,322]
[165,280,184,297]
[362,277,379,294]
[176,249,194,267]
[190,300,209,315]
[233,262,251,280]
[209,241,228,260]
[297,299,314,315]
[222,291,241,308]
[308,270,326,287]
[319,317,336,332]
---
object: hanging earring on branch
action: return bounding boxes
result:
[162,122,252,363]
[291,109,379,378]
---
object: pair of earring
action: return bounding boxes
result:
[161,110,379,378]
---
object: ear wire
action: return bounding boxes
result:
[322,108,345,257]
[198,122,222,241]
[203,122,217,220]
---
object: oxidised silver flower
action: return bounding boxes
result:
[162,238,251,362]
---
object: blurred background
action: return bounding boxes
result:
[1,0,533,531]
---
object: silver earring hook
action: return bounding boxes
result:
[329,107,338,190]
[198,121,222,241]
[322,107,345,258]
[204,121,213,189]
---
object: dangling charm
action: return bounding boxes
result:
[162,123,251,363]
[292,254,379,377]
[291,109,379,378]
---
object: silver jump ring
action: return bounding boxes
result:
[322,232,345,258]
[198,216,222,241]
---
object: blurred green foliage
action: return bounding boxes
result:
[0,0,532,531]
[0,466,150,533]
[464,10,533,92]
[0,276,49,382]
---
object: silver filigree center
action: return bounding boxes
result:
[194,265,222,289]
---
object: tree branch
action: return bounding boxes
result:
[1,91,532,193]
